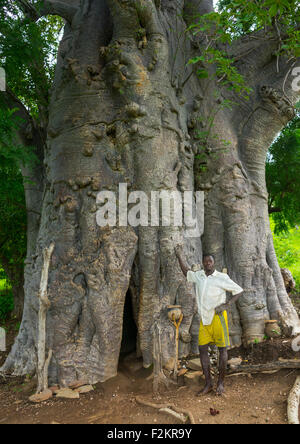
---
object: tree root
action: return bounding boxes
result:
[287,376,300,424]
[135,396,196,424]
[159,408,186,423]
[149,371,176,393]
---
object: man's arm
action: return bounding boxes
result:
[215,275,243,314]
[215,292,243,314]
[174,245,190,277]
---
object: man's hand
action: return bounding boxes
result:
[215,304,228,315]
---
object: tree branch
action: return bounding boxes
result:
[40,1,78,24]
[16,0,40,20]
[16,0,78,24]
[228,27,300,104]
[183,0,214,20]
[268,207,282,214]
[0,89,36,144]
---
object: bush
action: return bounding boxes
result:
[0,290,14,320]
[0,268,7,280]
[0,277,14,320]
[271,219,300,290]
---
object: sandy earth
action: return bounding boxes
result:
[0,365,299,425]
[0,320,299,425]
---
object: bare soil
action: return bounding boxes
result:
[1,317,300,425]
[0,301,300,425]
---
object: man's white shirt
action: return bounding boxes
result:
[187,269,243,325]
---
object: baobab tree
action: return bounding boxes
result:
[1,0,299,387]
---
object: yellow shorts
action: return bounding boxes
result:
[198,311,230,348]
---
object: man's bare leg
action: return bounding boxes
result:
[216,347,228,396]
[197,345,213,395]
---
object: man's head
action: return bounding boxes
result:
[202,254,215,274]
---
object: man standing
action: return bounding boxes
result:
[175,246,243,396]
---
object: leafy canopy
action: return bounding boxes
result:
[0,1,63,289]
[0,108,36,270]
[271,218,300,289]
[186,0,300,97]
[0,0,63,119]
[186,1,300,235]
[266,115,300,233]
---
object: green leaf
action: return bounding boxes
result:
[197,69,209,78]
[269,4,278,17]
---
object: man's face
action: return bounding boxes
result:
[203,255,215,273]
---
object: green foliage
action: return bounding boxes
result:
[0,0,64,119]
[271,219,300,290]
[0,276,10,291]
[0,290,14,320]
[0,108,37,167]
[186,0,300,99]
[193,96,234,172]
[0,276,13,320]
[266,116,300,233]
[0,108,35,271]
[0,2,63,310]
[186,0,300,181]
[188,47,252,99]
[217,0,300,57]
[0,108,37,312]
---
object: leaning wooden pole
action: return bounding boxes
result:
[36,243,55,394]
[171,313,183,380]
[152,321,173,393]
[287,376,300,425]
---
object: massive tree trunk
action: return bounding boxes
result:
[1,0,300,384]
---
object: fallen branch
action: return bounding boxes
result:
[287,376,300,424]
[228,360,300,375]
[135,396,196,424]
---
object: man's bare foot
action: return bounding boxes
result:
[216,382,225,396]
[196,384,213,396]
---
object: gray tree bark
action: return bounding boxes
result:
[1,0,299,385]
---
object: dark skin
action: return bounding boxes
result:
[175,246,243,396]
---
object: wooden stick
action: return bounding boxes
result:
[227,360,300,375]
[287,376,300,424]
[171,314,183,379]
[36,243,55,394]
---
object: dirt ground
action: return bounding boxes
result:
[0,317,300,425]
